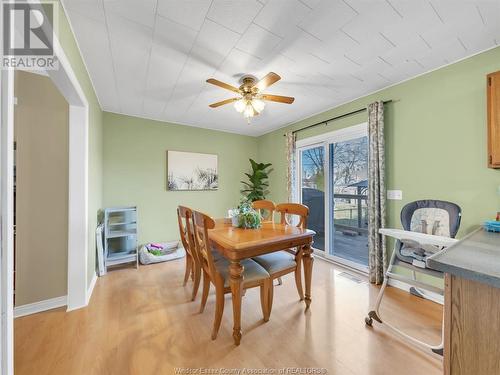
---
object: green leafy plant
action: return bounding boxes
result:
[241,159,272,202]
[235,199,261,229]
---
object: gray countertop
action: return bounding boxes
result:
[427,228,500,288]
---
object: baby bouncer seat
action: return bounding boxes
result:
[365,200,462,355]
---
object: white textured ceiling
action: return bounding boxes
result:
[63,0,500,136]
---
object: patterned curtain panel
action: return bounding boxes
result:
[367,101,387,284]
[285,131,296,202]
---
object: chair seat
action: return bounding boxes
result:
[394,240,445,277]
[252,251,297,275]
[215,258,269,287]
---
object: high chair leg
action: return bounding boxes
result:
[365,248,444,356]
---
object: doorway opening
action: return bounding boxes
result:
[1,4,90,368]
[13,70,70,312]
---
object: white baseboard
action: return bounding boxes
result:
[14,295,67,318]
[86,272,97,305]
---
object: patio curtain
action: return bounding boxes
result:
[285,131,296,202]
[367,101,387,284]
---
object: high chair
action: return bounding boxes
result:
[365,200,462,355]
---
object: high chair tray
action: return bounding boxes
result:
[379,228,458,247]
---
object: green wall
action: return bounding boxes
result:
[258,46,500,238]
[102,47,500,250]
[54,2,103,287]
[46,2,500,289]
[102,112,258,244]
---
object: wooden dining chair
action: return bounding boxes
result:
[192,210,272,340]
[177,206,200,301]
[253,199,287,286]
[252,203,309,311]
[252,200,275,223]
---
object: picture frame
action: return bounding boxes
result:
[166,150,218,191]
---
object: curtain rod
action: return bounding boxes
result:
[283,100,393,137]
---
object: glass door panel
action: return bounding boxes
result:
[299,145,325,252]
[329,136,369,267]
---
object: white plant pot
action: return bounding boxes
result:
[231,216,239,227]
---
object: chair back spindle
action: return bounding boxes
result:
[177,206,196,261]
[192,211,217,277]
[252,200,276,223]
[276,203,309,229]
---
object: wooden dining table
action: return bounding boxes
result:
[209,219,315,345]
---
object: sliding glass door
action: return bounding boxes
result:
[297,124,368,271]
[329,135,368,268]
[299,145,326,252]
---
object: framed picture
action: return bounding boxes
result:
[167,150,218,191]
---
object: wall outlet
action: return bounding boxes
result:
[387,190,403,200]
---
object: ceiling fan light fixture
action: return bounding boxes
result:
[234,99,246,113]
[206,72,294,123]
[252,99,265,113]
[243,103,255,118]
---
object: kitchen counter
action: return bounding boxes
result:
[427,228,500,288]
[426,227,500,375]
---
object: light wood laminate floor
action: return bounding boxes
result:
[15,258,442,375]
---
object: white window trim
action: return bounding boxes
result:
[296,122,367,148]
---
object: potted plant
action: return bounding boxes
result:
[230,199,262,229]
[241,159,272,202]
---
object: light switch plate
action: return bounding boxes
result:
[387,190,403,200]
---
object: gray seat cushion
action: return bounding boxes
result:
[215,258,270,287]
[252,251,297,275]
[396,200,462,269]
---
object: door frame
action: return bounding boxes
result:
[1,2,90,372]
[0,48,15,375]
[296,123,368,273]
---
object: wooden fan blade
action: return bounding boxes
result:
[209,98,239,108]
[253,72,281,91]
[260,94,295,104]
[206,78,240,93]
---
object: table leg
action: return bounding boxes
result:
[302,243,314,310]
[229,260,244,345]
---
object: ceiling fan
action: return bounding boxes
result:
[206,72,295,122]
